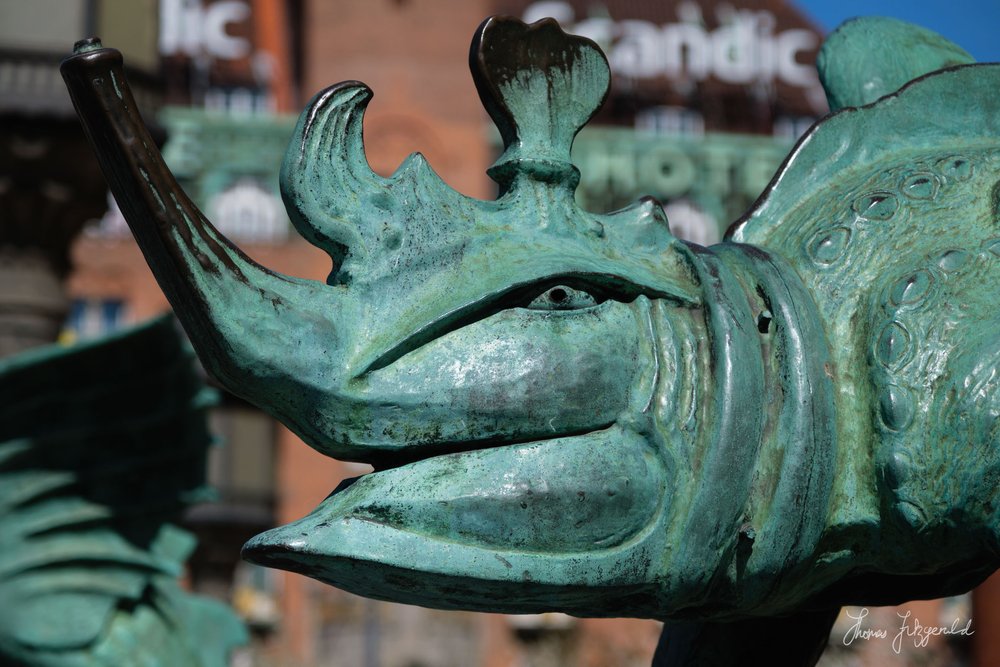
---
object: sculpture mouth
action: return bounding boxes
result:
[241,422,669,615]
[240,292,669,614]
[363,420,618,472]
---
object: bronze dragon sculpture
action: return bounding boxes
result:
[61,15,999,666]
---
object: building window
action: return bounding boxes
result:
[635,106,705,136]
[208,177,290,243]
[204,86,275,115]
[64,298,126,340]
[773,115,816,140]
[663,199,719,246]
[207,401,277,507]
[84,190,131,239]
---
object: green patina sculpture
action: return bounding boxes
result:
[61,16,999,666]
[0,318,247,666]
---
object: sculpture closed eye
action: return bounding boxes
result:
[62,15,999,667]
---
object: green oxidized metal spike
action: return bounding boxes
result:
[62,15,1000,667]
[471,17,609,190]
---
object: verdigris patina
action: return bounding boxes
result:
[62,16,1000,666]
[0,318,247,666]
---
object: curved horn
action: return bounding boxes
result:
[281,82,382,267]
[60,41,340,393]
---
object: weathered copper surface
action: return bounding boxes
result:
[62,16,1000,666]
[0,318,247,666]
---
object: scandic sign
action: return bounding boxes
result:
[160,0,818,89]
[159,0,251,59]
[523,1,819,86]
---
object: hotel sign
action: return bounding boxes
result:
[522,0,819,87]
[572,128,795,234]
[159,0,252,60]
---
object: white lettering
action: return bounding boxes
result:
[159,0,252,61]
[613,20,663,79]
[522,1,573,26]
[711,18,756,83]
[181,0,204,55]
[522,1,818,87]
[160,0,200,56]
[662,23,709,80]
[204,1,252,59]
[573,17,614,53]
[776,30,818,86]
[160,0,179,54]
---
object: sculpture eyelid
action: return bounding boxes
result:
[509,274,683,310]
[361,275,668,375]
[521,284,604,311]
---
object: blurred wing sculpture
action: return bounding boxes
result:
[62,16,999,667]
[0,318,246,666]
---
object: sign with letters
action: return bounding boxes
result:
[522,0,819,86]
[572,128,793,237]
[159,0,252,60]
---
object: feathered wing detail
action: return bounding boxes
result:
[0,317,246,666]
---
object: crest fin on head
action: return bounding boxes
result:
[470,17,610,192]
[818,17,975,111]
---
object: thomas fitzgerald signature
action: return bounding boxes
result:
[843,607,974,654]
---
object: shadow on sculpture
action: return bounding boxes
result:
[0,317,247,666]
[61,15,999,666]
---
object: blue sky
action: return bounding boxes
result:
[797,0,1000,62]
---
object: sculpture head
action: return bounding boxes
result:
[61,13,999,637]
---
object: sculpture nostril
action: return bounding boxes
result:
[757,310,772,334]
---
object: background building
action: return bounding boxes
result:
[3,0,997,665]
[500,0,828,245]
